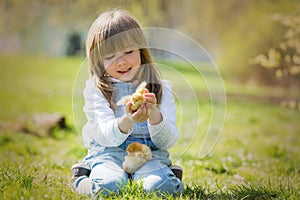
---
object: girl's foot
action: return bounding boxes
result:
[70,163,91,186]
[170,165,183,181]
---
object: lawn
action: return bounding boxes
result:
[0,55,299,199]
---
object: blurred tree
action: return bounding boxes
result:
[190,0,300,86]
[250,13,300,84]
[66,32,82,56]
[0,0,48,47]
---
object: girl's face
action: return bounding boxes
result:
[103,48,141,82]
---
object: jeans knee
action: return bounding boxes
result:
[142,175,183,195]
[91,175,128,195]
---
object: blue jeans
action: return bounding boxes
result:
[74,137,183,196]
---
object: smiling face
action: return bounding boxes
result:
[103,48,141,82]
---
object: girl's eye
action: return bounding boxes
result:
[124,50,133,54]
[104,55,115,60]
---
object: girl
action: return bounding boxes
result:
[71,9,183,196]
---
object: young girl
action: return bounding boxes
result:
[71,9,183,196]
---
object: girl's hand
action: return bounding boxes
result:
[125,102,148,123]
[143,89,157,111]
[143,89,162,125]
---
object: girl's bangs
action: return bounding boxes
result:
[99,28,146,57]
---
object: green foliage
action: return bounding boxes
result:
[212,0,299,82]
[183,183,279,200]
[251,13,300,81]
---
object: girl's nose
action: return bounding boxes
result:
[116,55,127,66]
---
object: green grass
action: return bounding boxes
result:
[0,55,299,199]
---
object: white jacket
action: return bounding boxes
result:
[81,78,179,150]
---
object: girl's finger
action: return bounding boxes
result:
[125,102,132,113]
[145,97,156,104]
[131,104,147,122]
[144,88,149,93]
[142,104,147,115]
[143,93,155,98]
[132,104,143,117]
[143,94,155,102]
[139,104,147,116]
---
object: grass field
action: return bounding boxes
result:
[0,55,299,199]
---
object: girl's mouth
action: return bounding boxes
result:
[117,67,132,74]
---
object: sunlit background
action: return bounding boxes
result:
[1,0,299,86]
[0,1,300,199]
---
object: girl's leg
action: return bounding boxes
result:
[74,160,129,196]
[132,158,183,195]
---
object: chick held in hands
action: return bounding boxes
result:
[122,142,152,174]
[117,81,147,112]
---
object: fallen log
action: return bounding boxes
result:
[0,113,67,137]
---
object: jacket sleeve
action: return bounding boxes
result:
[148,81,179,150]
[82,79,129,147]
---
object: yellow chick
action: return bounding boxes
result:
[117,81,147,112]
[122,142,152,174]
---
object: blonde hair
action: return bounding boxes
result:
[86,9,162,109]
